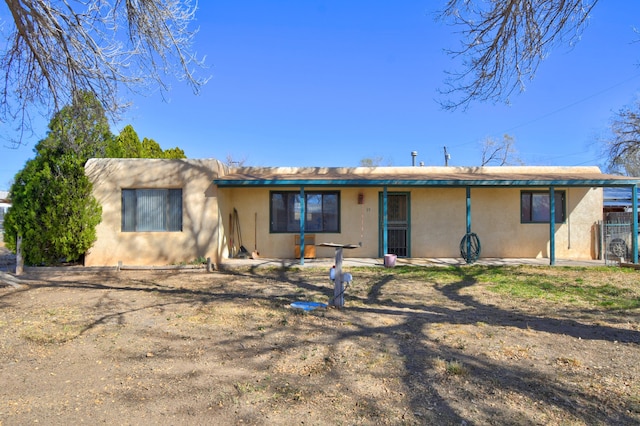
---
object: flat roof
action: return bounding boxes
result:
[214,166,640,188]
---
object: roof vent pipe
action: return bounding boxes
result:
[411,151,418,167]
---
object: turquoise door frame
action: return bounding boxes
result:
[378,190,411,257]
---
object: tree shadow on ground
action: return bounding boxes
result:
[2,266,638,424]
[348,266,639,424]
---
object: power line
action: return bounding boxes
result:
[448,72,640,150]
[506,73,640,134]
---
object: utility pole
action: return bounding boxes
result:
[443,146,451,166]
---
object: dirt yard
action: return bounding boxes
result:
[1,253,639,424]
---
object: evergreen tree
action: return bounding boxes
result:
[105,125,143,158]
[3,92,106,265]
[162,147,187,159]
[106,125,187,159]
[141,138,164,158]
[4,91,187,264]
[4,152,101,265]
[40,91,114,160]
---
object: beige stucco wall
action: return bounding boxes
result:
[415,186,602,259]
[222,185,603,261]
[85,159,604,265]
[85,158,227,266]
[220,186,376,259]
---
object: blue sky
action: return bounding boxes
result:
[2,1,640,189]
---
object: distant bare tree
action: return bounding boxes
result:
[438,0,597,109]
[359,156,384,167]
[1,0,207,145]
[605,104,640,176]
[225,154,248,167]
[480,134,522,166]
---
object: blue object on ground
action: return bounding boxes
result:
[290,301,327,311]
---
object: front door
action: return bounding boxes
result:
[379,192,410,257]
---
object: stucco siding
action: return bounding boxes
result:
[221,186,374,259]
[446,187,601,259]
[85,158,226,266]
[221,185,601,261]
[85,159,606,265]
[411,187,467,257]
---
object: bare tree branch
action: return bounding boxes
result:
[605,104,640,176]
[480,134,522,166]
[438,0,597,110]
[0,0,208,145]
[225,153,247,167]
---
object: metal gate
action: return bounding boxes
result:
[602,212,633,265]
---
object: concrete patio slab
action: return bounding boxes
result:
[218,256,608,270]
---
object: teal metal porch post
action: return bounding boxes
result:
[633,184,638,264]
[466,187,471,261]
[383,186,388,255]
[549,187,556,266]
[299,186,305,266]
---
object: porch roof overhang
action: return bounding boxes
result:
[214,165,640,266]
[213,166,640,188]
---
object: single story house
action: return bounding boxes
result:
[84,158,640,267]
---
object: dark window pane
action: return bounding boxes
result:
[287,193,300,232]
[122,189,136,231]
[532,193,550,222]
[270,191,340,233]
[521,191,565,224]
[271,193,286,232]
[306,194,322,232]
[168,189,183,231]
[137,189,165,231]
[554,192,565,222]
[323,193,339,231]
[521,193,531,222]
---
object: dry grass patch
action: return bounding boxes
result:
[556,356,582,368]
[433,358,469,377]
[500,344,533,360]
[20,307,89,344]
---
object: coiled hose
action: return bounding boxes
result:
[459,232,481,264]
